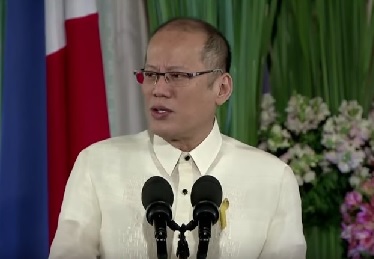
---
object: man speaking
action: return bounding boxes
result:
[49,17,306,259]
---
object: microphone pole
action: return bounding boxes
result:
[195,203,218,259]
[147,202,171,259]
[196,218,210,259]
[190,176,223,259]
[141,176,175,259]
[155,218,168,259]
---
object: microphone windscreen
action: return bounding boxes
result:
[191,175,222,207]
[141,176,174,209]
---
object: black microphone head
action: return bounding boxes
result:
[141,176,174,209]
[191,175,222,208]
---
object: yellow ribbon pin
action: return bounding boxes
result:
[219,198,229,230]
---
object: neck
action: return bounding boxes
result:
[166,120,215,152]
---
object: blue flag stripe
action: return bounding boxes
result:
[0,0,48,257]
[0,0,5,138]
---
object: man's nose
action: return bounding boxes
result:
[152,75,171,97]
[154,74,169,85]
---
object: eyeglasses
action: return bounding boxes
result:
[133,69,223,86]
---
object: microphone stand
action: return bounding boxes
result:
[165,212,216,258]
[196,216,211,259]
[193,202,219,259]
[153,214,168,259]
[176,224,189,259]
[168,220,198,259]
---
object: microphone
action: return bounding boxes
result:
[142,176,174,259]
[190,175,222,259]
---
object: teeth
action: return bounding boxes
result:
[152,108,169,113]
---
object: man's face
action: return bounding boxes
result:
[141,29,224,141]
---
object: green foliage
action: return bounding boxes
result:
[301,169,350,228]
[270,0,374,116]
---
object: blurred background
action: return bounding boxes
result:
[0,0,373,258]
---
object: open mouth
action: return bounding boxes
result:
[150,106,173,119]
[151,107,172,113]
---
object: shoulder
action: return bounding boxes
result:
[71,130,152,178]
[221,134,289,176]
[79,130,150,158]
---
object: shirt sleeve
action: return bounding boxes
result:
[49,148,101,259]
[259,165,307,259]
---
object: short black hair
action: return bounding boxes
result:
[150,17,232,73]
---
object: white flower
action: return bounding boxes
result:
[357,167,370,178]
[321,100,372,174]
[310,97,330,126]
[324,142,365,173]
[260,94,277,130]
[282,144,320,186]
[285,94,330,134]
[337,162,351,173]
[303,171,316,183]
[295,175,304,186]
[369,121,374,150]
[266,124,291,152]
[338,100,363,120]
[319,159,333,174]
[369,106,374,121]
[322,131,343,149]
[261,93,276,109]
[258,142,268,151]
[348,167,371,188]
[323,117,335,133]
[332,119,369,148]
[349,175,361,188]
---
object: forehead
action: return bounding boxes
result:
[146,30,207,69]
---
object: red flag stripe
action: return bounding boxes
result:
[46,1,110,244]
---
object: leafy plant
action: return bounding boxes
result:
[341,176,374,258]
[258,93,374,229]
[270,0,374,116]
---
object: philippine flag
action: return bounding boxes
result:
[0,0,110,257]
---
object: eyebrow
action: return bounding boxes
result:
[144,64,187,71]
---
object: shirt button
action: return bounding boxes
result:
[184,155,190,161]
[182,189,188,195]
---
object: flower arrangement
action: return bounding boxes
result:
[341,176,374,258]
[258,93,374,230]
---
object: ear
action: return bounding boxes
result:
[215,73,233,106]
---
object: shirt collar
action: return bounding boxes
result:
[152,119,222,176]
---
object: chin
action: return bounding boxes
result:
[149,121,173,137]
